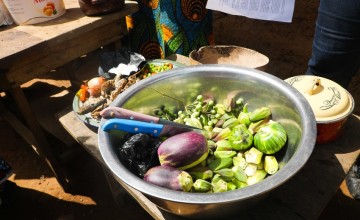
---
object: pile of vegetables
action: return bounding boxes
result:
[118,95,288,193]
[75,61,175,119]
[142,62,173,79]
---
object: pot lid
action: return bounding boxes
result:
[285,75,354,122]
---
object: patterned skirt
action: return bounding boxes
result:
[126,0,214,59]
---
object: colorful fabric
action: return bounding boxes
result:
[126,0,214,59]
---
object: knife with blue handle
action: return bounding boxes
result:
[102,118,200,137]
[102,118,165,137]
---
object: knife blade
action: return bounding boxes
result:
[100,106,198,128]
[101,118,201,137]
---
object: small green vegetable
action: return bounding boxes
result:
[212,178,228,193]
[214,168,234,181]
[212,127,232,142]
[254,121,287,154]
[187,165,213,180]
[238,103,251,127]
[264,155,279,174]
[244,163,258,177]
[246,170,267,185]
[208,157,233,171]
[228,124,253,151]
[215,139,233,151]
[232,166,247,182]
[214,150,237,159]
[193,179,212,192]
[244,147,263,165]
[249,107,271,122]
[222,117,240,129]
[233,156,247,170]
[232,179,248,189]
[227,182,237,191]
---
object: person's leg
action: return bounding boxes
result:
[307,0,360,88]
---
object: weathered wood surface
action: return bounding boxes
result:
[58,103,360,220]
[0,0,138,85]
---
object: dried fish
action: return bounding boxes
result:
[110,78,127,101]
[101,79,115,97]
[77,98,107,115]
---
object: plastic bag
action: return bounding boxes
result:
[117,133,161,178]
[345,158,360,200]
[98,48,146,79]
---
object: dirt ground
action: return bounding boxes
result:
[1,1,360,219]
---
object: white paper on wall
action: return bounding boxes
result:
[206,0,295,23]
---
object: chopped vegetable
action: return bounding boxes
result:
[212,178,228,193]
[264,155,279,174]
[232,179,248,189]
[246,170,267,185]
[227,182,237,191]
[212,127,232,142]
[193,179,212,192]
[187,165,213,180]
[214,150,237,159]
[215,139,233,151]
[232,166,247,182]
[244,147,263,165]
[214,168,234,181]
[208,157,233,171]
[244,163,258,177]
[233,156,247,170]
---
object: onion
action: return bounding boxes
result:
[86,76,106,97]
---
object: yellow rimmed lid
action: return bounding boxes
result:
[285,75,354,123]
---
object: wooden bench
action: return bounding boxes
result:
[0,0,138,191]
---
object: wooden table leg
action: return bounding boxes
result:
[0,73,70,192]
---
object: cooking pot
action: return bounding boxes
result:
[98,65,317,218]
[285,75,354,144]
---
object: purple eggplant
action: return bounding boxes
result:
[144,165,193,191]
[157,132,209,170]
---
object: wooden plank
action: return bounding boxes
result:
[5,20,127,85]
[0,0,137,59]
[0,0,139,85]
[0,102,38,152]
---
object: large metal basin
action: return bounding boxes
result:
[98,64,317,218]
